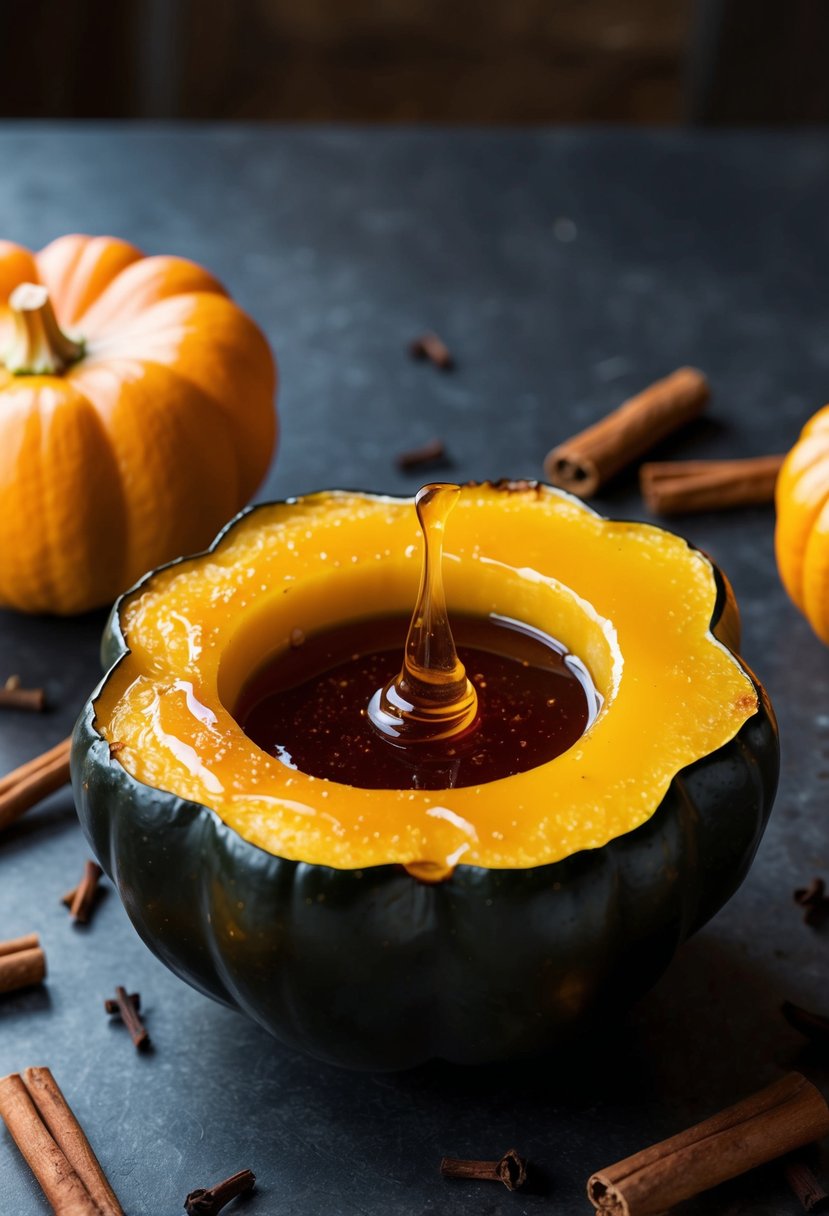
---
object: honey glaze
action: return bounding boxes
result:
[237,484,600,793]
[238,613,598,791]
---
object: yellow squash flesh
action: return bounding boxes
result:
[95,484,757,873]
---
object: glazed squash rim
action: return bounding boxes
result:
[81,480,763,876]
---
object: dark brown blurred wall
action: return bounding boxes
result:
[0,0,691,122]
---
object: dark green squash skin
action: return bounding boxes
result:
[71,496,779,1070]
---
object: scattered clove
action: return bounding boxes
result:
[440,1148,528,1191]
[396,437,448,472]
[106,986,150,1051]
[794,878,829,926]
[184,1168,256,1215]
[409,331,454,370]
[104,993,140,1015]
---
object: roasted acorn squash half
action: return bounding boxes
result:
[72,483,778,1069]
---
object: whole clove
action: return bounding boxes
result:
[440,1147,528,1191]
[184,1168,256,1214]
[794,878,829,927]
[106,986,150,1051]
[409,331,454,370]
[395,437,448,472]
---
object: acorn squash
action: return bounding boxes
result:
[72,483,778,1068]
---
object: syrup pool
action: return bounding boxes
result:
[237,613,600,791]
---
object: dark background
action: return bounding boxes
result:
[1,0,829,124]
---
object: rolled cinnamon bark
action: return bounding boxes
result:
[23,1068,125,1216]
[640,454,784,515]
[0,737,72,830]
[544,367,710,497]
[0,1073,99,1215]
[0,938,46,994]
[588,1073,829,1216]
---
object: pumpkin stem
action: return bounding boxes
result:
[4,282,85,374]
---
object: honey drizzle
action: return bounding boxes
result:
[367,484,479,749]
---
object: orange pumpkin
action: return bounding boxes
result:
[775,405,829,643]
[0,234,277,614]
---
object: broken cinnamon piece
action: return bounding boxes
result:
[782,1002,829,1048]
[0,736,72,831]
[184,1168,256,1215]
[587,1072,829,1215]
[62,861,105,925]
[545,367,710,497]
[640,454,785,515]
[396,437,448,471]
[0,681,45,711]
[0,934,46,994]
[440,1148,528,1191]
[409,331,454,369]
[106,986,150,1050]
[784,1157,829,1212]
[795,878,829,927]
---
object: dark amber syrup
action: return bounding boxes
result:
[237,614,599,790]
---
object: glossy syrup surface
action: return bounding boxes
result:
[237,613,598,790]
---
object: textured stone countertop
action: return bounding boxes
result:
[1,125,829,1214]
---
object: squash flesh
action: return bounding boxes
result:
[95,485,758,871]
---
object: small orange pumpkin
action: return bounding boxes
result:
[775,405,829,643]
[0,234,277,615]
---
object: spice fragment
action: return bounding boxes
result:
[440,1147,528,1191]
[396,437,448,472]
[784,1157,829,1212]
[63,860,105,924]
[184,1168,256,1214]
[409,331,454,369]
[106,986,150,1050]
[794,877,829,927]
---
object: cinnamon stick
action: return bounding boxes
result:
[545,367,710,496]
[640,454,784,515]
[0,933,46,994]
[62,861,104,925]
[23,1068,124,1215]
[0,736,72,831]
[0,685,46,711]
[0,1073,99,1215]
[587,1072,829,1216]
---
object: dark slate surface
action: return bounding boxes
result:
[1,125,829,1214]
